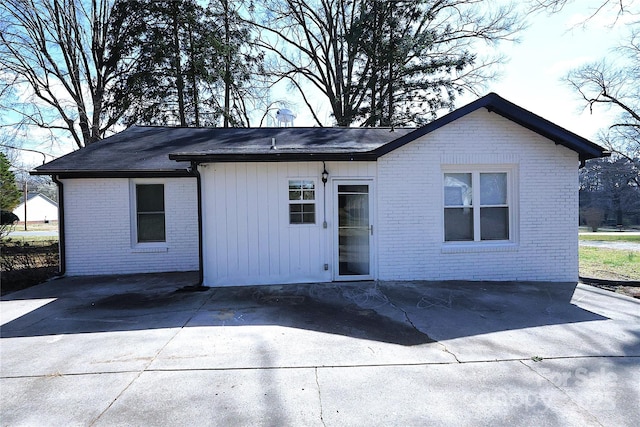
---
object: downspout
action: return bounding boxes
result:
[52,175,66,276]
[189,161,205,287]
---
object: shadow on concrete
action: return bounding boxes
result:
[193,283,433,345]
[0,272,609,346]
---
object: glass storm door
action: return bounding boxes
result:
[335,182,372,280]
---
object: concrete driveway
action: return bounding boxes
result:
[1,273,638,426]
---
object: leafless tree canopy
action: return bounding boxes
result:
[0,0,142,149]
[566,26,639,168]
[0,0,266,152]
[252,0,523,127]
[529,0,634,19]
[1,0,525,150]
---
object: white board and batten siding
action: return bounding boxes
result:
[200,161,376,286]
[62,177,199,275]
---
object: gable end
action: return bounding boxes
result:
[374,93,608,164]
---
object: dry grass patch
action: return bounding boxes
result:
[580,247,640,281]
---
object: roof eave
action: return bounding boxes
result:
[371,93,608,160]
[484,100,607,160]
[169,151,379,163]
[30,169,193,179]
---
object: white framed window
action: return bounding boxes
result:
[131,181,166,244]
[443,167,515,243]
[288,179,316,224]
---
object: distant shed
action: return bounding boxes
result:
[12,193,59,223]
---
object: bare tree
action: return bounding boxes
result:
[532,0,639,172]
[580,157,640,227]
[566,27,640,167]
[0,0,146,149]
[209,0,265,127]
[251,0,523,127]
[528,0,634,19]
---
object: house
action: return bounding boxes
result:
[12,193,59,223]
[32,93,607,286]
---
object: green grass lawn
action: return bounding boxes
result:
[579,234,640,243]
[579,247,640,280]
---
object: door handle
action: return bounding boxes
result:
[370,225,373,235]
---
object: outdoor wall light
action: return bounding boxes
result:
[321,162,329,185]
[321,161,329,229]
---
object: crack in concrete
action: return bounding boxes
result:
[4,355,636,380]
[437,343,461,363]
[380,288,462,364]
[87,292,215,427]
[519,360,605,427]
[314,367,326,427]
[379,290,423,335]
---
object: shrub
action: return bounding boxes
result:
[1,239,59,294]
[582,207,605,232]
[0,210,19,239]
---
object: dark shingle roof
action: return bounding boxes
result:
[33,93,607,178]
[18,193,58,206]
[33,126,412,177]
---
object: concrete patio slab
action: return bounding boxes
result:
[0,372,139,427]
[92,369,321,427]
[521,356,640,427]
[148,324,453,371]
[1,273,638,426]
[317,362,605,426]
[1,329,181,377]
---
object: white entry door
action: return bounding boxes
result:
[334,181,373,280]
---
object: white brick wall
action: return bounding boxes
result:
[377,109,579,282]
[60,109,581,283]
[62,177,199,275]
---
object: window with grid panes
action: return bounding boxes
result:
[289,180,316,224]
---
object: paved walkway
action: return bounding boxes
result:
[579,240,640,251]
[6,230,58,238]
[579,231,640,251]
[1,273,639,426]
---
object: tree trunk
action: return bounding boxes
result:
[172,2,187,126]
[188,22,200,127]
[223,0,231,128]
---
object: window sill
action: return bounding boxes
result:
[131,245,169,253]
[441,242,518,254]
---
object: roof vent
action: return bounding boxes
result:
[276,109,296,127]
